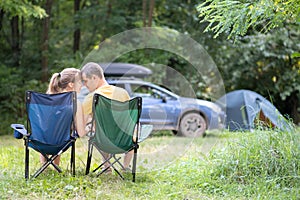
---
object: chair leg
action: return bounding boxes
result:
[25,141,29,180]
[86,144,137,181]
[110,156,124,180]
[93,153,113,173]
[132,147,138,182]
[85,142,93,175]
[71,141,75,176]
[25,140,76,179]
[113,154,125,170]
[46,153,62,173]
[32,161,51,178]
[97,156,124,180]
[32,154,62,178]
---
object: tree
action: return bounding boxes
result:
[0,0,46,19]
[73,0,81,53]
[10,16,20,67]
[197,0,300,39]
[219,26,299,122]
[41,0,53,82]
[143,0,155,27]
[0,0,298,134]
[197,0,300,123]
[0,0,47,67]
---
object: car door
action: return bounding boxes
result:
[129,83,179,130]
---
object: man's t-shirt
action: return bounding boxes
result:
[82,85,130,116]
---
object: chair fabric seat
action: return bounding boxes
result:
[92,95,139,154]
[86,93,142,182]
[28,140,72,155]
[11,91,77,179]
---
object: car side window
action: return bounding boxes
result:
[131,84,153,98]
[131,84,170,100]
[111,83,126,90]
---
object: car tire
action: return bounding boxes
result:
[177,112,207,137]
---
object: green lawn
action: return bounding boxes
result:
[0,129,299,199]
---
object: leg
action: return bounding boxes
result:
[40,153,47,164]
[53,155,61,166]
[102,152,111,169]
[40,154,60,166]
[123,150,133,169]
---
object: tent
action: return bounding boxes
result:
[216,90,291,131]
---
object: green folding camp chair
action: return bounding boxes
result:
[85,93,142,182]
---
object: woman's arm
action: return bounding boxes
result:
[75,100,86,137]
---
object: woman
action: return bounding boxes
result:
[42,68,85,166]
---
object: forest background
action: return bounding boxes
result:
[0,0,299,134]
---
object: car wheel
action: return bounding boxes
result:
[178,112,207,137]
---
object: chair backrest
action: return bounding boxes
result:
[26,91,76,145]
[92,93,142,154]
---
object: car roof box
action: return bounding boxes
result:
[99,63,152,78]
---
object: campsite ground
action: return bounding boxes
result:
[0,129,299,199]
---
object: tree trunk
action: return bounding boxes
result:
[148,0,155,27]
[11,16,20,67]
[0,9,4,31]
[41,0,53,82]
[73,0,81,53]
[142,0,155,27]
[106,0,112,20]
[142,0,147,27]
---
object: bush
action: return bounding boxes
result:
[204,128,300,196]
[0,65,47,135]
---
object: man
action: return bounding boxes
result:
[81,62,133,172]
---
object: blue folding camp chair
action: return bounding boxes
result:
[11,91,77,179]
[85,93,142,182]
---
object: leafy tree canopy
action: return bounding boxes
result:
[197,0,300,39]
[0,0,47,19]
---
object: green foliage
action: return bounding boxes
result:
[0,0,47,19]
[215,23,300,121]
[201,129,300,197]
[0,64,47,135]
[0,0,299,132]
[1,129,299,199]
[197,0,300,39]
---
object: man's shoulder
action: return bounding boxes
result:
[99,84,127,93]
[112,85,127,93]
[108,85,130,100]
[112,85,130,98]
[83,85,127,96]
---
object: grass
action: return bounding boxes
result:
[0,128,299,199]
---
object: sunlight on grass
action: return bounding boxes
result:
[1,128,299,199]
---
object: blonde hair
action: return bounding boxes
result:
[47,68,80,94]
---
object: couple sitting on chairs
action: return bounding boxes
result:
[12,62,148,182]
